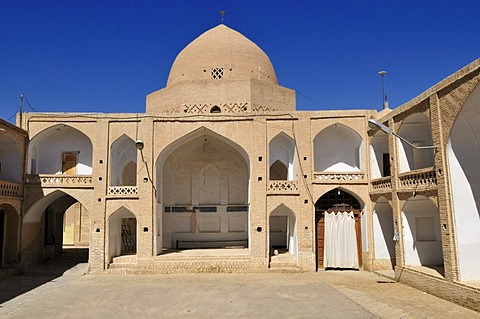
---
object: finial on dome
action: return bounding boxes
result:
[219,10,226,24]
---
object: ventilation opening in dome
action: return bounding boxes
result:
[210,106,221,113]
[211,68,224,80]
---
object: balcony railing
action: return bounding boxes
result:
[26,174,93,188]
[0,180,22,197]
[370,176,392,192]
[107,186,139,197]
[267,180,299,194]
[398,167,437,190]
[313,172,366,183]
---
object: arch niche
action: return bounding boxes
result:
[372,197,395,270]
[447,83,480,281]
[108,207,137,262]
[314,124,363,172]
[110,135,137,186]
[27,124,93,175]
[269,204,297,259]
[0,133,22,182]
[269,133,297,180]
[0,204,20,268]
[156,127,250,252]
[315,189,363,270]
[370,129,390,179]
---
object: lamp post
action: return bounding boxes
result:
[378,71,387,110]
[368,118,436,149]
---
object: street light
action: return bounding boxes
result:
[368,118,436,149]
[378,71,388,110]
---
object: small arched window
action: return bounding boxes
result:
[210,105,221,113]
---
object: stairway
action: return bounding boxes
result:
[269,250,301,273]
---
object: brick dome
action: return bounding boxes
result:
[167,24,278,87]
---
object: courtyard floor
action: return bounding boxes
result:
[0,250,479,318]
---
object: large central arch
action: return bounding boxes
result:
[156,127,250,253]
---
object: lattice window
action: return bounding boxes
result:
[315,189,361,212]
[211,67,224,80]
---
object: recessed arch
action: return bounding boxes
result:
[27,124,93,175]
[0,203,20,267]
[269,204,297,262]
[313,123,363,172]
[372,196,395,270]
[0,133,22,182]
[108,206,137,261]
[397,113,434,172]
[269,132,296,180]
[110,134,137,186]
[402,195,443,273]
[370,129,390,179]
[447,82,480,281]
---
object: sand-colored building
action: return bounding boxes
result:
[1,24,479,310]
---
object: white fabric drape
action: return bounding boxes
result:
[324,211,359,268]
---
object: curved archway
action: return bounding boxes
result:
[402,196,443,274]
[397,113,434,172]
[110,135,137,186]
[108,207,137,262]
[156,127,250,252]
[372,197,395,270]
[269,204,297,263]
[22,190,90,265]
[0,203,19,268]
[269,132,296,180]
[315,188,363,269]
[0,133,22,182]
[314,123,363,172]
[27,124,93,175]
[447,82,480,281]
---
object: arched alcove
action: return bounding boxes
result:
[269,204,297,259]
[0,204,19,268]
[314,124,363,172]
[27,124,93,175]
[397,113,434,172]
[269,132,296,180]
[315,188,363,269]
[110,135,137,186]
[370,130,390,179]
[0,133,22,182]
[156,127,250,252]
[402,196,443,274]
[447,83,480,281]
[108,207,137,261]
[372,197,395,269]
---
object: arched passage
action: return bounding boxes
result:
[314,124,363,172]
[108,207,137,262]
[269,132,296,180]
[156,127,250,252]
[22,191,90,266]
[402,196,443,273]
[27,124,93,175]
[447,83,480,281]
[0,204,19,268]
[0,133,22,182]
[397,113,434,172]
[372,197,395,270]
[315,189,363,269]
[370,130,390,179]
[110,135,137,186]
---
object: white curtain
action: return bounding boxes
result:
[324,211,359,268]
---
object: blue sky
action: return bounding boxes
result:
[1,0,479,122]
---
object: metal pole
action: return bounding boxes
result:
[378,71,387,109]
[19,93,24,128]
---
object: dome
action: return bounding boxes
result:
[167,24,278,87]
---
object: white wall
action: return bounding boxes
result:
[29,125,93,175]
[370,132,389,179]
[110,135,137,186]
[314,124,362,172]
[0,134,22,182]
[373,199,395,261]
[402,196,443,267]
[397,113,434,172]
[447,85,480,281]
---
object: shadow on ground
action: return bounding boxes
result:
[0,248,88,304]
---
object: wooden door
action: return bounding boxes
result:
[62,152,77,175]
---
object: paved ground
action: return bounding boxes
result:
[1,250,479,318]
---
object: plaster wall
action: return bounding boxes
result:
[0,134,22,182]
[373,199,395,261]
[370,132,389,179]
